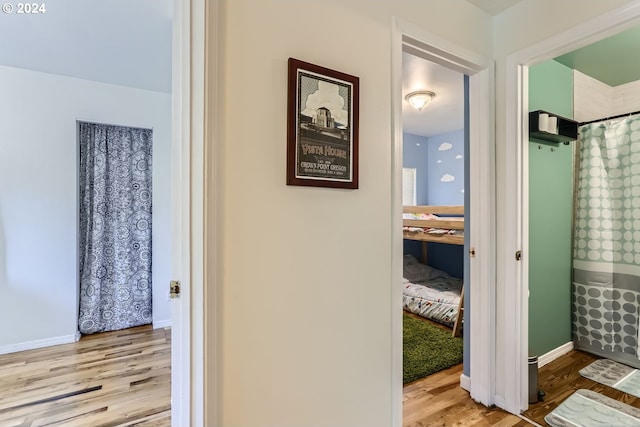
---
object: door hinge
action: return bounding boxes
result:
[469,247,476,257]
[170,280,181,299]
[515,250,522,261]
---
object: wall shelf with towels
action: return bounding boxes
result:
[529,110,578,144]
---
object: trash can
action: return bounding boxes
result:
[528,355,539,404]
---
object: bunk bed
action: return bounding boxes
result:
[402,205,465,337]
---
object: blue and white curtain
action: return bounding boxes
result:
[78,122,153,334]
[573,115,640,368]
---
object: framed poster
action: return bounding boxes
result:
[287,58,359,189]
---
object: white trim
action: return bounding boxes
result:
[460,374,471,392]
[499,56,529,415]
[153,319,172,329]
[391,17,494,424]
[190,0,206,425]
[390,19,404,427]
[170,0,190,423]
[468,63,496,407]
[170,0,208,425]
[494,395,507,409]
[0,334,76,355]
[502,2,640,416]
[538,342,574,368]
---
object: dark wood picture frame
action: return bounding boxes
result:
[287,58,359,189]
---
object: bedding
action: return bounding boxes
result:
[402,206,465,245]
[402,254,462,326]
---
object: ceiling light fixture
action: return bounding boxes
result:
[405,90,436,111]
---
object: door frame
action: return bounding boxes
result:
[391,18,495,426]
[170,0,217,425]
[501,2,640,414]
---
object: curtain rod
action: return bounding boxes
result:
[76,118,153,131]
[579,110,640,126]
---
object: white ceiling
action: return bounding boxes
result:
[466,0,524,16]
[401,0,523,137]
[0,0,172,93]
[402,52,464,138]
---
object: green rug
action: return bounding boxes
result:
[403,313,463,384]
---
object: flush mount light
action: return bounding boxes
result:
[405,90,436,111]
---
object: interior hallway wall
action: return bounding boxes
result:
[0,65,172,352]
[216,1,492,425]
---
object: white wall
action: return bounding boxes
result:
[216,1,491,426]
[0,66,171,352]
[492,0,639,407]
[574,69,640,122]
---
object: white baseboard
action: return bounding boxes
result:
[153,319,172,329]
[538,341,574,368]
[494,395,506,409]
[0,334,77,355]
[460,374,471,392]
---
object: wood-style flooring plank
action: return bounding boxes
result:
[403,348,640,427]
[523,349,640,425]
[403,364,527,427]
[0,325,170,427]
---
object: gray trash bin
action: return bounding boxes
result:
[528,355,538,404]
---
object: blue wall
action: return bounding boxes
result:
[402,133,429,204]
[426,130,465,205]
[403,130,465,206]
[403,129,465,279]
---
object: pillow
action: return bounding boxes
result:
[403,254,419,265]
[403,255,450,282]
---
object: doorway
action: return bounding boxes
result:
[502,2,640,415]
[400,49,466,380]
[0,1,179,424]
[391,18,495,425]
[78,122,155,335]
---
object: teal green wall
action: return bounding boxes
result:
[528,60,574,357]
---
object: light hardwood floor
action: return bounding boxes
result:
[404,349,640,426]
[403,364,530,427]
[522,349,640,424]
[0,325,171,427]
[4,324,637,427]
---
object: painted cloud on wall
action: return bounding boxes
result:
[437,160,442,164]
[438,142,453,151]
[441,174,455,183]
[456,154,463,159]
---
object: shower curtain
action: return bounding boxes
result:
[78,122,153,334]
[573,114,640,368]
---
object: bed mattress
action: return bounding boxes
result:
[402,255,462,326]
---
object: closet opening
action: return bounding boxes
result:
[78,121,154,335]
[400,48,470,421]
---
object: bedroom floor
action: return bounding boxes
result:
[403,348,640,426]
[0,325,171,426]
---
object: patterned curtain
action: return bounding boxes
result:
[573,115,640,368]
[78,122,153,334]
